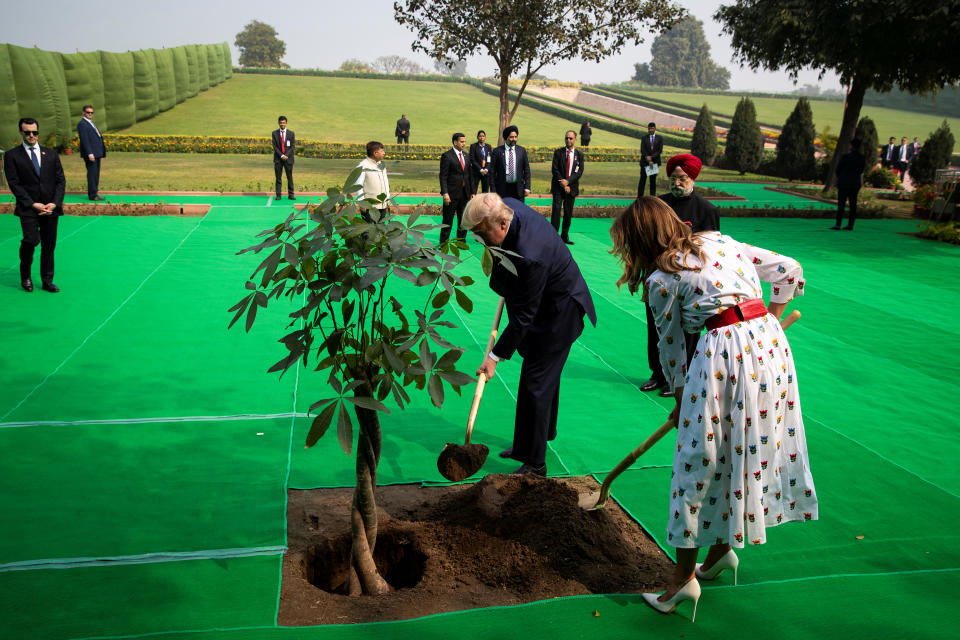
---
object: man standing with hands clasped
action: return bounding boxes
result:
[469,130,492,194]
[439,132,472,243]
[77,105,105,201]
[489,125,531,202]
[272,116,295,200]
[550,130,584,244]
[638,122,663,197]
[4,117,66,293]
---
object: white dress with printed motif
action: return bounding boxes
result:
[647,232,818,548]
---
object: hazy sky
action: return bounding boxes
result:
[0,0,843,93]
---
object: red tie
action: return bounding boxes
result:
[458,151,464,170]
[281,131,286,153]
[567,150,573,178]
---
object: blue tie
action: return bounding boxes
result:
[29,147,40,175]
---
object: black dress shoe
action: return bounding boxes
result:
[288,195,297,200]
[639,377,665,392]
[658,387,674,398]
[513,463,547,476]
[22,278,33,292]
[829,225,842,230]
[90,195,105,201]
[843,226,854,231]
[499,448,513,458]
[41,282,60,293]
[561,236,574,245]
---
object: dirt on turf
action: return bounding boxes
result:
[279,474,674,625]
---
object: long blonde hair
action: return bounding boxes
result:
[609,197,706,295]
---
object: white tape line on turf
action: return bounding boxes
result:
[1,216,101,275]
[1,217,206,422]
[0,545,287,573]
[0,412,311,429]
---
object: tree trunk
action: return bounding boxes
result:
[346,383,390,595]
[822,75,867,192]
[497,70,511,147]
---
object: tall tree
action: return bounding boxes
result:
[690,104,718,165]
[234,20,286,68]
[371,55,427,75]
[725,97,763,174]
[633,16,731,89]
[394,0,684,143]
[854,116,880,172]
[435,58,469,76]
[715,1,960,192]
[776,97,816,181]
[909,121,956,186]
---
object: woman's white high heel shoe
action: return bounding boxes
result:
[641,577,701,622]
[695,548,739,585]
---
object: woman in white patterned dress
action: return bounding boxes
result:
[609,198,818,622]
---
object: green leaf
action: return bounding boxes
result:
[437,370,475,386]
[307,397,337,414]
[345,396,392,413]
[426,325,455,349]
[341,299,355,324]
[431,290,450,309]
[227,293,253,329]
[416,270,439,286]
[454,287,473,313]
[382,343,404,373]
[305,402,337,448]
[337,402,353,456]
[283,243,299,266]
[418,339,436,370]
[244,298,259,332]
[436,348,463,370]
[481,247,493,275]
[392,266,417,283]
[427,373,444,408]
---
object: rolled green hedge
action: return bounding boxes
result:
[100,50,136,130]
[0,45,22,149]
[220,42,232,79]
[207,44,224,85]
[154,48,176,111]
[183,45,199,97]
[171,46,190,103]
[7,44,72,148]
[133,49,160,121]
[61,51,106,130]
[194,44,210,91]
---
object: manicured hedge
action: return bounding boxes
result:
[154,48,176,111]
[172,46,190,103]
[100,50,136,130]
[0,45,20,149]
[62,51,106,129]
[207,44,224,85]
[7,44,72,148]
[194,44,210,91]
[183,45,200,97]
[95,134,645,161]
[220,42,232,79]
[133,49,160,122]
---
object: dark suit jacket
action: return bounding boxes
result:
[489,144,531,196]
[550,147,584,196]
[880,143,897,167]
[468,141,492,180]
[395,118,410,137]
[77,118,106,158]
[439,148,471,200]
[895,144,913,166]
[3,144,66,218]
[835,150,866,189]
[272,128,295,163]
[640,133,663,165]
[489,199,597,360]
[579,123,592,142]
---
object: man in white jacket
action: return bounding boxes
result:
[355,141,392,220]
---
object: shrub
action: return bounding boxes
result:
[855,116,880,170]
[865,167,899,188]
[908,120,955,186]
[775,97,816,180]
[724,97,763,174]
[690,104,718,165]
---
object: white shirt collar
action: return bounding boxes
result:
[23,141,39,152]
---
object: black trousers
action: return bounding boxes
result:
[638,171,657,197]
[645,301,699,385]
[836,186,859,228]
[551,190,575,238]
[501,181,524,202]
[83,156,101,198]
[472,172,489,194]
[440,196,468,243]
[274,160,294,196]
[397,134,409,144]
[19,215,59,283]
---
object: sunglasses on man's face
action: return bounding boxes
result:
[21,130,38,137]
[83,111,94,115]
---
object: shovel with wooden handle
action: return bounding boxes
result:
[580,308,802,510]
[437,297,505,482]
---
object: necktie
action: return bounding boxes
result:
[281,131,286,154]
[29,147,40,175]
[567,150,574,178]
[458,151,464,171]
[508,147,515,182]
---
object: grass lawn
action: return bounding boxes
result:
[51,152,788,194]
[117,75,641,148]
[620,88,960,148]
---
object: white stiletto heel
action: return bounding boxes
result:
[695,548,739,585]
[641,577,701,622]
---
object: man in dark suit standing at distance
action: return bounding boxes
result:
[77,104,105,201]
[880,136,897,169]
[489,125,531,202]
[469,129,493,194]
[550,130,584,245]
[272,116,295,200]
[638,122,663,197]
[579,121,592,147]
[896,135,913,178]
[831,138,866,231]
[439,132,472,243]
[395,114,410,145]
[4,117,66,292]
[464,192,597,476]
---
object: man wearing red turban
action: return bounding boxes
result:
[639,153,721,396]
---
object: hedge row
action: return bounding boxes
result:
[234,67,478,85]
[0,42,232,150]
[94,134,647,162]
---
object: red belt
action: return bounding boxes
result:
[704,298,768,330]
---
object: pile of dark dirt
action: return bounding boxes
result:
[280,474,673,626]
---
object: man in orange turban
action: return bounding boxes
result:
[639,153,721,396]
